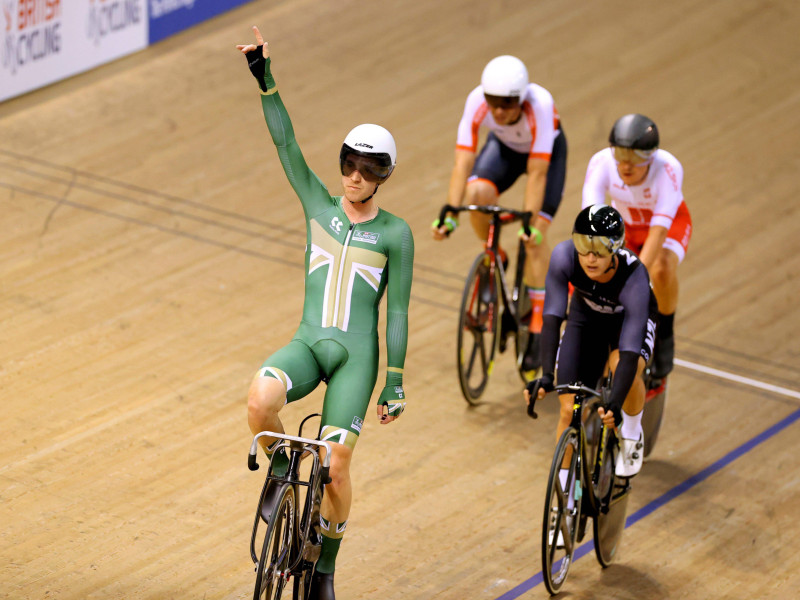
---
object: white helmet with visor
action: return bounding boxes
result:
[340,124,396,183]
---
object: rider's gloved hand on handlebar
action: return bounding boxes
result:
[524,374,554,418]
[431,214,458,240]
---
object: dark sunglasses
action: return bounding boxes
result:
[484,94,521,109]
[340,153,392,183]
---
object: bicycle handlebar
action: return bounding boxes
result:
[435,204,532,237]
[248,431,332,472]
[554,383,603,399]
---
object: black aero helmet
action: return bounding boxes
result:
[572,205,625,257]
[609,113,659,150]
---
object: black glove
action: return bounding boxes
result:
[603,401,625,429]
[525,374,554,419]
[245,46,268,92]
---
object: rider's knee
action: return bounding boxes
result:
[466,179,498,205]
[247,377,285,421]
[650,250,678,287]
[324,445,353,497]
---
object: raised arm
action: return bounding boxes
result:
[237,27,330,217]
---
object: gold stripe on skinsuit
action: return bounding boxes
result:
[308,220,387,331]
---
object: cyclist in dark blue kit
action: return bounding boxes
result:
[525,205,658,478]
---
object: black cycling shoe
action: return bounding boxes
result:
[308,571,335,600]
[520,332,541,373]
[651,332,674,379]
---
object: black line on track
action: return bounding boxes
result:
[2,149,788,373]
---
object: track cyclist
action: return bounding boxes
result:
[582,114,691,379]
[432,55,567,374]
[525,205,659,480]
[237,27,414,600]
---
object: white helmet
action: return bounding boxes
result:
[481,55,529,99]
[340,124,396,182]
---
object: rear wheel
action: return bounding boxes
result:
[591,432,631,567]
[542,427,581,595]
[456,253,501,404]
[642,374,668,458]
[254,485,296,600]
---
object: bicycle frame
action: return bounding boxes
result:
[248,428,332,568]
[439,204,534,398]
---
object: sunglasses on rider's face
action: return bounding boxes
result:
[340,153,392,183]
[572,233,617,258]
[484,94,521,110]
[612,146,655,167]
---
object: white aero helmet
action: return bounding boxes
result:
[339,124,397,183]
[481,55,529,99]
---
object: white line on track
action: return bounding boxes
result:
[675,357,800,400]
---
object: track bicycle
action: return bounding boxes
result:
[435,204,534,404]
[532,381,632,595]
[247,414,332,600]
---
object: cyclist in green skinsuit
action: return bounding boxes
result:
[237,27,414,600]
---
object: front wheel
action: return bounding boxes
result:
[456,252,501,404]
[254,485,296,600]
[591,432,631,568]
[542,427,582,595]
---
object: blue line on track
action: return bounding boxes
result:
[493,406,800,600]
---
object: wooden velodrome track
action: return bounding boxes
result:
[2,0,799,598]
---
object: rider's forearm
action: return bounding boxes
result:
[540,314,562,379]
[446,151,474,207]
[258,59,297,148]
[385,310,408,386]
[609,350,639,413]
[523,168,547,216]
[385,224,414,384]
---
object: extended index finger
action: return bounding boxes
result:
[253,25,264,45]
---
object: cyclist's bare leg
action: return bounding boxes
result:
[522,215,552,289]
[247,376,287,450]
[316,442,353,579]
[649,247,680,314]
[320,442,353,524]
[464,179,498,241]
[557,392,576,467]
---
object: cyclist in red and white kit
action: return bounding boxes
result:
[432,55,567,375]
[582,114,691,378]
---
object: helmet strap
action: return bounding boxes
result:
[603,254,618,274]
[348,184,380,204]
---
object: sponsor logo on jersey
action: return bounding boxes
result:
[352,230,379,245]
[351,416,363,432]
[329,216,343,234]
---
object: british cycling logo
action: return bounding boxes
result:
[86,0,142,46]
[150,0,196,19]
[2,0,62,76]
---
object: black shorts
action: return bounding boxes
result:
[555,298,656,387]
[469,125,567,220]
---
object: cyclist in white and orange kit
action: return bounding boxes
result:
[432,55,567,375]
[582,114,691,378]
